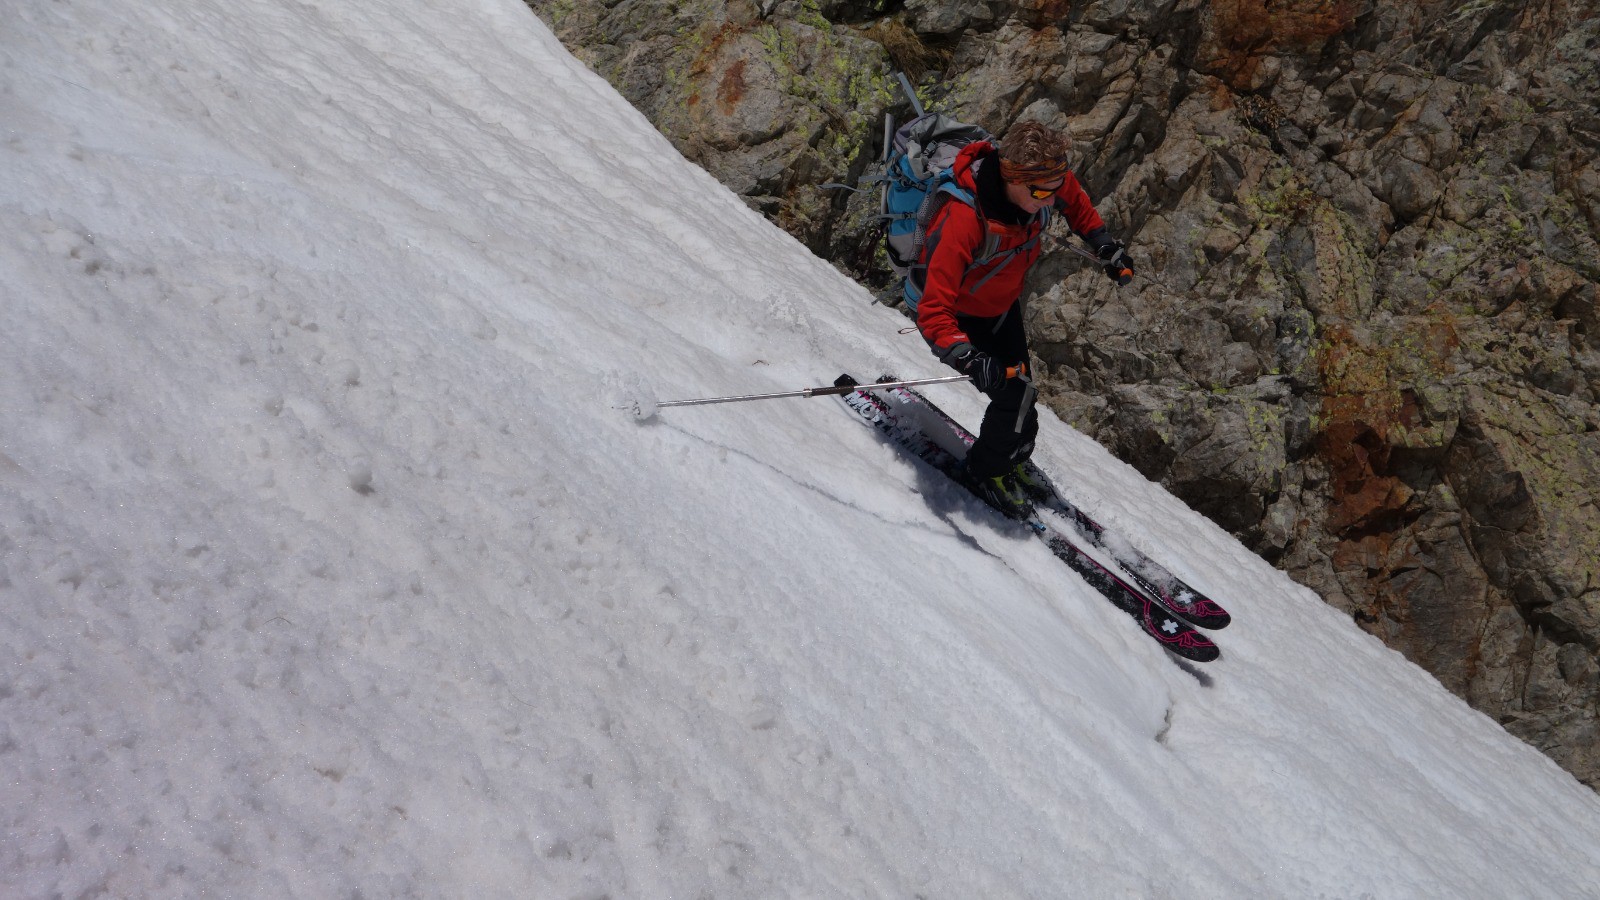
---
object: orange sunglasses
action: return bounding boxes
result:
[1027,180,1064,199]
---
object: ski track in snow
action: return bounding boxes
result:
[4,0,1600,897]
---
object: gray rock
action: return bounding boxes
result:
[905,0,992,35]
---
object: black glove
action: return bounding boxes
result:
[942,342,1007,393]
[1097,239,1135,286]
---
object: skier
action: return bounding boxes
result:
[912,120,1134,518]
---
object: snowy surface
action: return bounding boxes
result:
[4,1,1600,897]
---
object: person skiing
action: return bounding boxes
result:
[912,119,1134,518]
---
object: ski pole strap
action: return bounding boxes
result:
[1014,368,1036,435]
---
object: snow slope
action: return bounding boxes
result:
[4,1,1600,896]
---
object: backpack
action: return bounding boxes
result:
[879,113,989,277]
[875,113,1051,313]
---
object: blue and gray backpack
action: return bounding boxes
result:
[874,113,1051,312]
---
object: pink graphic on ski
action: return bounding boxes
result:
[871,379,1231,631]
[837,377,1220,663]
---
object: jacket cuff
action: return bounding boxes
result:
[939,341,976,364]
[1082,227,1116,251]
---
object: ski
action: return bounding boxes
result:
[837,375,1219,664]
[872,381,1231,631]
[1029,485,1231,629]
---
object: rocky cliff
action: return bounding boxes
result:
[531,0,1600,789]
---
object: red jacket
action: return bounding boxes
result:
[916,142,1105,352]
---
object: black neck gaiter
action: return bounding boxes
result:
[973,150,1034,226]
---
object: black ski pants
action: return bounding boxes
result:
[957,302,1038,479]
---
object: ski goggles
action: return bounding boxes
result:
[1026,180,1065,199]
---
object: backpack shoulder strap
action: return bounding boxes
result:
[967,207,1052,291]
[909,176,977,265]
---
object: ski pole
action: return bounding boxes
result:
[655,368,1024,409]
[1060,241,1139,285]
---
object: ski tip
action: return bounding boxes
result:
[1176,600,1231,631]
[1183,611,1232,631]
[1176,638,1221,663]
[835,374,859,388]
[1159,617,1221,662]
